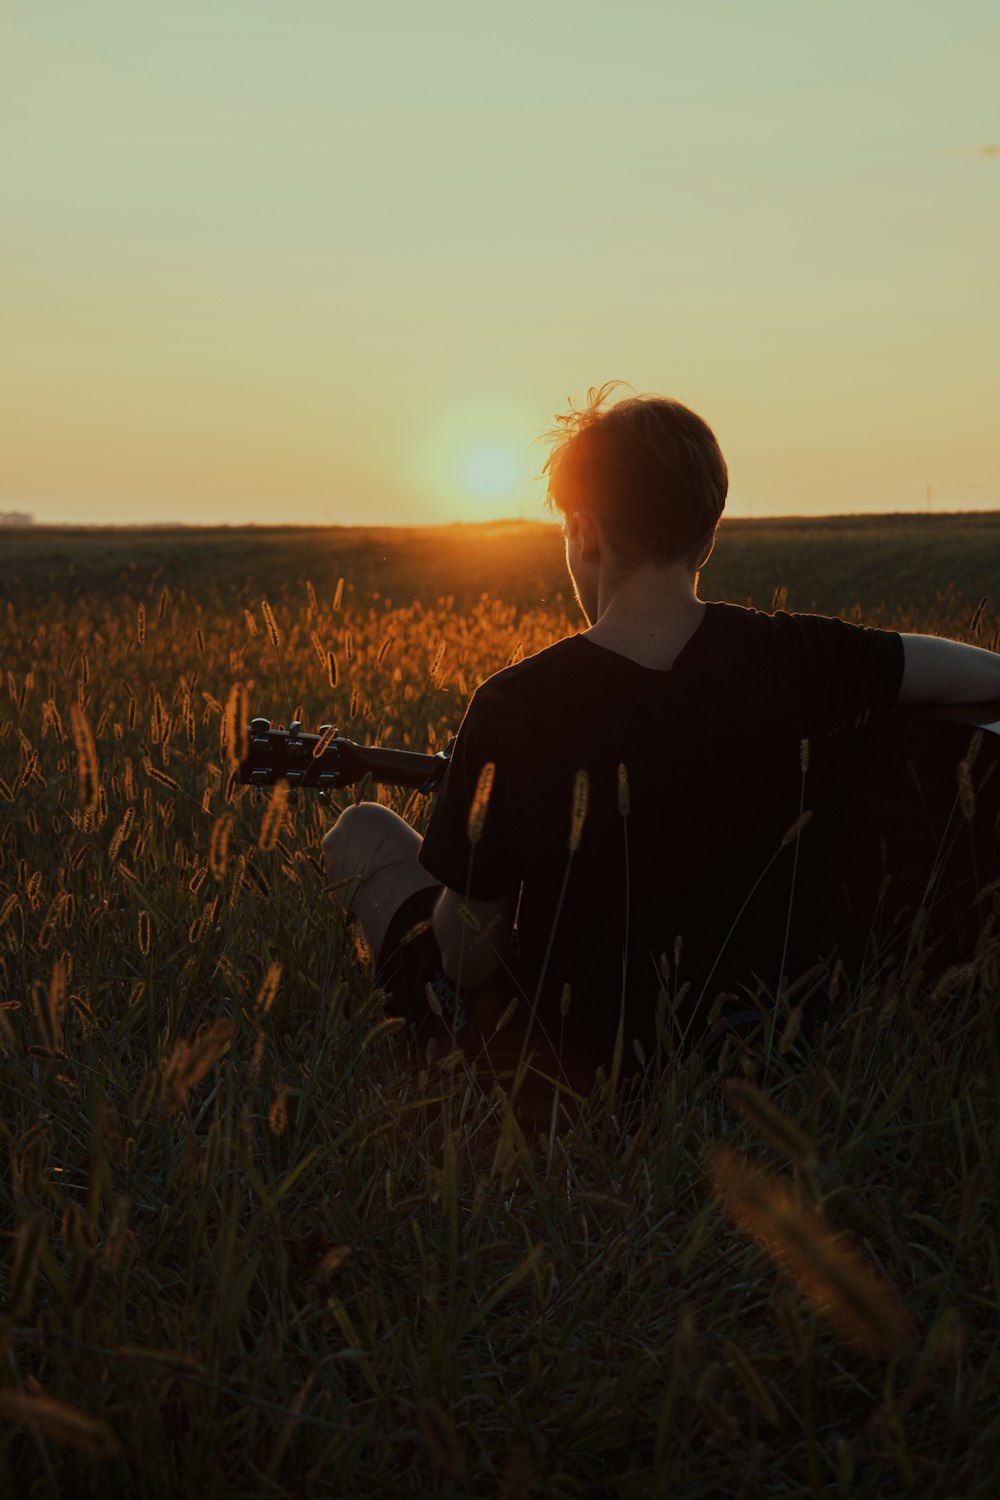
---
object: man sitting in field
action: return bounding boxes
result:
[323,384,1000,1092]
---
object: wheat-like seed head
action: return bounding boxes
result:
[467,761,495,844]
[957,734,981,820]
[143,758,180,792]
[314,1246,352,1280]
[46,955,67,1046]
[222,682,248,770]
[782,810,813,846]
[351,924,372,966]
[313,723,338,759]
[0,1389,121,1458]
[258,781,289,853]
[161,1019,235,1113]
[724,1078,817,1168]
[362,1016,406,1048]
[209,812,234,879]
[568,769,589,851]
[70,703,99,812]
[268,1081,288,1135]
[493,997,519,1034]
[261,597,281,647]
[255,959,283,1016]
[778,1005,804,1053]
[708,1147,913,1359]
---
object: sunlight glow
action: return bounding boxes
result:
[460,445,520,501]
[412,402,541,522]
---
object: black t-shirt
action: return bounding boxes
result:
[419,603,904,1076]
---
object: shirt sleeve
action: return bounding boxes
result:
[779,611,904,739]
[418,687,520,899]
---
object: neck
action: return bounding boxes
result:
[583,560,706,670]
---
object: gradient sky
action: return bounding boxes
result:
[2,1,997,525]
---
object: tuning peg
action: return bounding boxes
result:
[250,716,271,734]
[289,720,302,739]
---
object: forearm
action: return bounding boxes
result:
[898,633,1000,707]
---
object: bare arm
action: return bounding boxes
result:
[432,888,516,991]
[898,633,1000,707]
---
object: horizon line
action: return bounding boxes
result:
[1,507,998,533]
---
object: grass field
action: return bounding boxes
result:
[1,516,998,1497]
[5,510,1000,620]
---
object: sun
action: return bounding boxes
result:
[411,403,539,521]
[460,444,520,501]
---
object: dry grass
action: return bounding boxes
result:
[0,520,998,1496]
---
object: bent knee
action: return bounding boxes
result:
[322,801,415,886]
[322,803,371,885]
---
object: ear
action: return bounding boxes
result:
[567,509,601,562]
[695,523,719,571]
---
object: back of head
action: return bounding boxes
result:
[543,382,728,567]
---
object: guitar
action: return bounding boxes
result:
[239,717,454,798]
[240,706,1000,799]
[241,705,1000,971]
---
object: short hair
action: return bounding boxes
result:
[542,382,728,566]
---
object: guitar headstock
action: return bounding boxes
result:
[240,718,366,794]
[239,716,452,796]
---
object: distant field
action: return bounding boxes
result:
[2,511,999,624]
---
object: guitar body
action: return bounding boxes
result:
[830,705,1000,974]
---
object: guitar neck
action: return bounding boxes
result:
[345,743,447,790]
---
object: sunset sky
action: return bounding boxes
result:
[2,2,997,526]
